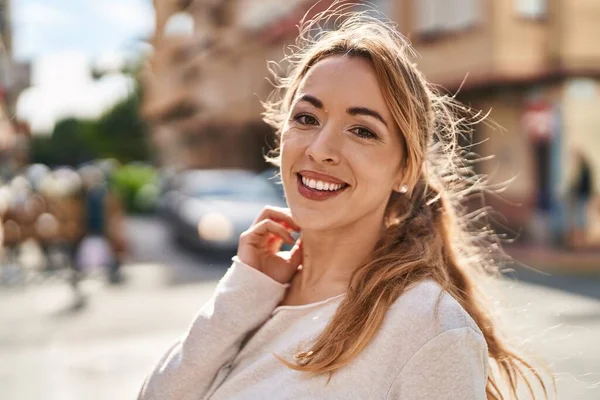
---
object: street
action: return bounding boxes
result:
[0,216,599,399]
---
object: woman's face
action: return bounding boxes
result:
[280,55,406,231]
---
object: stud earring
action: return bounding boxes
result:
[398,184,408,194]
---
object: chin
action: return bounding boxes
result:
[288,203,342,231]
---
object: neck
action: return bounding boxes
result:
[295,210,385,295]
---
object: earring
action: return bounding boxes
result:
[398,184,408,194]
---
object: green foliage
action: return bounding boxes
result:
[30,118,97,166]
[112,163,159,214]
[96,86,150,162]
[29,82,151,167]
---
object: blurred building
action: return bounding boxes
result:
[391,0,600,246]
[0,0,13,110]
[0,0,11,106]
[0,0,15,176]
[0,0,10,54]
[142,0,335,170]
[0,0,32,178]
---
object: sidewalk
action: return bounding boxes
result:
[0,262,219,400]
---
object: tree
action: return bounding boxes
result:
[29,82,151,166]
[30,118,96,166]
[96,84,150,162]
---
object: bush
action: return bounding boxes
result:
[112,163,159,214]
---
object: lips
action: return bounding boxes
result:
[297,170,348,185]
[296,171,349,201]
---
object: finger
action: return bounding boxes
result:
[253,206,300,231]
[267,234,283,254]
[252,219,295,244]
[288,239,303,269]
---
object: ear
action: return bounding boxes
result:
[392,184,407,194]
[392,162,411,195]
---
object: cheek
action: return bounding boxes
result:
[280,133,291,167]
[350,148,399,193]
[280,130,304,164]
[279,132,302,189]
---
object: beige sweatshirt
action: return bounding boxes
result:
[139,258,489,400]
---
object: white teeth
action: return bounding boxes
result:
[300,175,345,191]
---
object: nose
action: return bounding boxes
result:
[305,123,341,165]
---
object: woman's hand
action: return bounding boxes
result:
[237,206,302,284]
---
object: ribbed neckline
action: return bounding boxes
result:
[272,293,346,315]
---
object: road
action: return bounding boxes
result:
[0,216,599,399]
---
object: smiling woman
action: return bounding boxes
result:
[139,4,553,400]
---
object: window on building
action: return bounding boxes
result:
[237,0,304,31]
[414,0,481,36]
[362,0,392,18]
[415,0,438,32]
[164,12,195,37]
[515,0,547,19]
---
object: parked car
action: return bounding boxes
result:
[161,169,287,252]
[155,167,188,221]
[259,168,286,202]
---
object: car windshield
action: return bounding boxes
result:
[181,171,278,200]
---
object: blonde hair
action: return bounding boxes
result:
[262,4,552,399]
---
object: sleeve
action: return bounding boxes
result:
[386,327,489,400]
[138,257,289,400]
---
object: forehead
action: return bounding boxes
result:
[296,56,389,113]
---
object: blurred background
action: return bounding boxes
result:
[0,0,599,399]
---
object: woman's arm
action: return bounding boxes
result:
[386,327,489,400]
[138,258,288,400]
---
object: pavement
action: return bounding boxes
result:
[0,216,599,399]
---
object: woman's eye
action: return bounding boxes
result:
[294,114,319,126]
[351,127,377,140]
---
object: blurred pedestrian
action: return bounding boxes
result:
[1,186,22,264]
[140,8,552,400]
[79,164,127,284]
[0,177,32,274]
[40,168,87,308]
[565,149,595,249]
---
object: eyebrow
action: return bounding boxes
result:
[347,107,388,127]
[296,94,388,127]
[297,94,323,109]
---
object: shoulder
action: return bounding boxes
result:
[390,279,480,332]
[377,280,490,399]
[376,279,485,362]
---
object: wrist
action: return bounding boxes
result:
[231,256,290,289]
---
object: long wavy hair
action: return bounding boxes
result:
[262,4,552,400]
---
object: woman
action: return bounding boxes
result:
[140,8,550,400]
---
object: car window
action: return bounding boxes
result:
[182,172,278,200]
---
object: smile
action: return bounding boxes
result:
[300,175,345,191]
[296,172,349,201]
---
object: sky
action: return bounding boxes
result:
[11,0,155,133]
